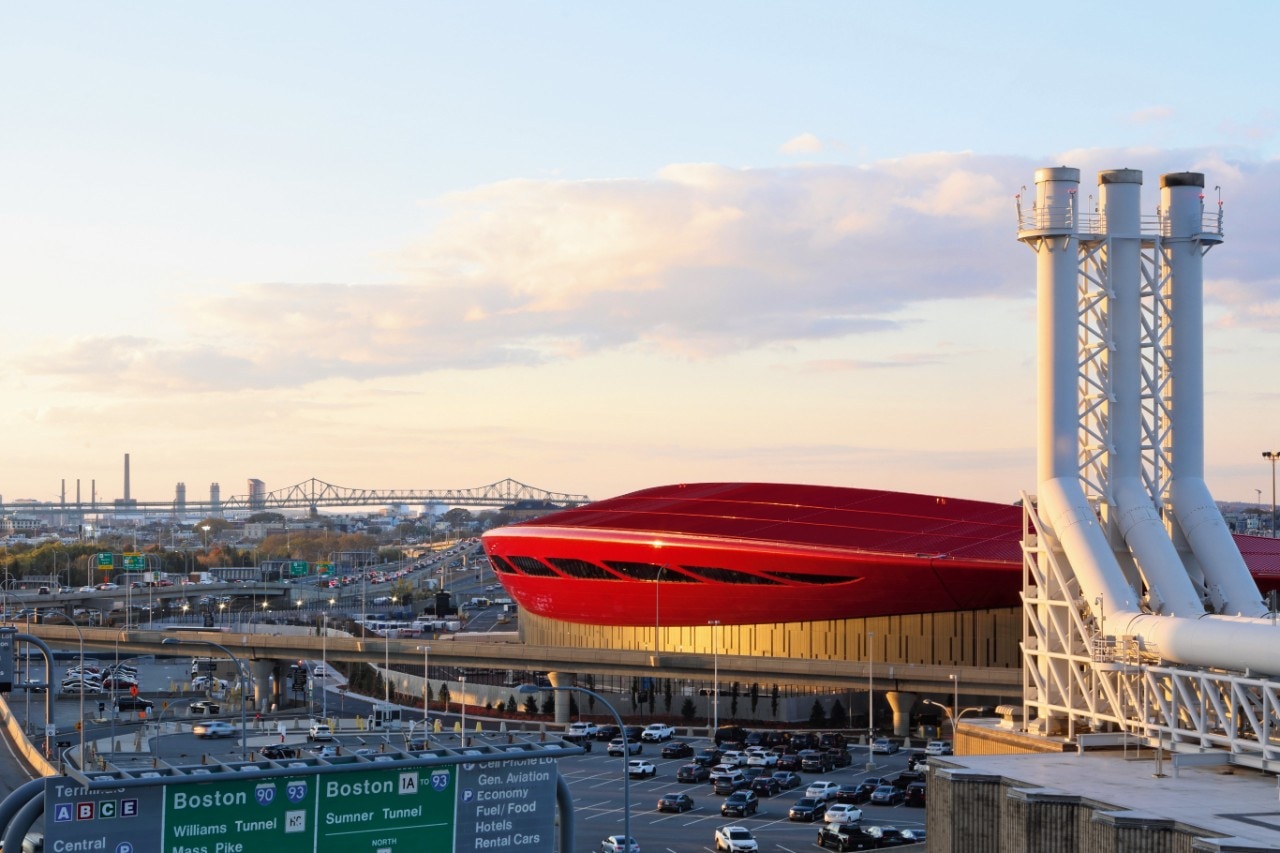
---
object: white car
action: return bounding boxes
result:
[191,676,228,691]
[192,721,235,738]
[805,780,841,801]
[745,750,778,767]
[871,737,900,754]
[714,825,759,852]
[308,723,334,742]
[641,723,674,742]
[925,739,953,755]
[567,721,599,737]
[719,749,748,766]
[824,803,864,825]
[600,836,640,853]
[627,759,657,778]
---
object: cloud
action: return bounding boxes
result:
[25,148,1280,394]
[780,133,824,154]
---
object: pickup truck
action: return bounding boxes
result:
[566,721,599,737]
[641,723,675,742]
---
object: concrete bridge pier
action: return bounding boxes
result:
[251,660,276,711]
[886,691,917,738]
[546,671,575,724]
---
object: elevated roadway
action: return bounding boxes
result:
[23,624,1020,702]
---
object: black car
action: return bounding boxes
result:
[905,781,927,807]
[788,796,826,822]
[775,753,801,771]
[771,771,802,790]
[595,724,621,742]
[744,730,766,747]
[258,744,300,760]
[816,824,879,851]
[741,765,765,782]
[720,790,758,818]
[661,741,693,759]
[825,747,852,768]
[676,763,711,783]
[714,724,748,747]
[892,769,925,789]
[622,726,645,743]
[834,784,864,805]
[787,732,817,751]
[818,732,848,750]
[693,747,723,767]
[114,696,154,713]
[750,775,781,797]
[656,792,695,813]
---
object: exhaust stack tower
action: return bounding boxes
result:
[1018,167,1280,760]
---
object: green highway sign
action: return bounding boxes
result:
[164,773,314,853]
[122,553,146,571]
[289,560,309,576]
[317,561,334,575]
[96,552,114,569]
[316,766,455,852]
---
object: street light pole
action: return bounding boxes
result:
[162,637,250,761]
[1264,451,1279,537]
[45,613,85,763]
[520,683,630,853]
[949,674,959,737]
[460,674,467,746]
[867,630,875,771]
[321,612,329,722]
[708,619,721,731]
[417,644,430,736]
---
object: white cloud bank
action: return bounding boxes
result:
[24,148,1280,394]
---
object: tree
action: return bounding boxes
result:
[680,697,698,722]
[524,696,540,715]
[731,682,740,719]
[438,684,451,707]
[541,695,555,715]
[750,683,760,716]
[809,699,828,727]
[505,696,517,714]
[830,698,847,728]
[771,684,780,718]
[663,679,673,714]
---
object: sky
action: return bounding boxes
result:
[2,1,1280,511]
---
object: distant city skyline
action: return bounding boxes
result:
[4,3,1280,509]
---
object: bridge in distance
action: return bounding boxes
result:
[0,477,592,517]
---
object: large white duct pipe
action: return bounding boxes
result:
[1102,170,1206,617]
[1162,173,1267,617]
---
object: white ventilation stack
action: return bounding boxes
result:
[1021,166,1277,678]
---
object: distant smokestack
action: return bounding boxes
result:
[76,479,81,506]
[124,453,131,501]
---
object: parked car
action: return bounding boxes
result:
[193,721,234,738]
[600,835,640,853]
[641,723,675,742]
[694,747,723,766]
[746,750,778,767]
[720,750,748,767]
[825,747,852,768]
[656,792,695,813]
[258,744,300,759]
[712,772,748,795]
[771,771,802,790]
[871,737,900,755]
[805,780,841,801]
[800,749,834,773]
[628,759,657,778]
[661,741,693,759]
[789,796,827,822]
[775,753,801,771]
[869,784,905,806]
[595,725,621,742]
[892,769,926,789]
[864,826,911,846]
[567,721,599,737]
[713,825,759,852]
[676,763,711,783]
[925,739,953,755]
[310,744,340,758]
[823,803,864,825]
[714,725,748,747]
[720,790,758,818]
[905,782,927,807]
[749,775,781,797]
[817,824,879,851]
[308,723,334,741]
[608,737,643,756]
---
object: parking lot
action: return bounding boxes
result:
[556,736,927,852]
